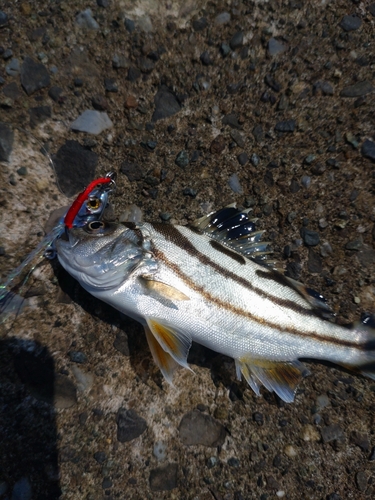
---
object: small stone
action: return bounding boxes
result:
[11,477,32,500]
[307,249,322,273]
[207,457,218,468]
[230,31,243,49]
[192,17,208,31]
[175,150,189,168]
[301,424,320,442]
[284,445,298,458]
[228,457,240,467]
[127,66,141,81]
[313,81,334,96]
[5,58,20,77]
[340,15,362,32]
[253,124,263,143]
[104,78,118,92]
[20,57,50,96]
[222,113,241,129]
[113,331,129,356]
[321,424,344,444]
[54,374,77,409]
[120,161,143,182]
[289,178,300,193]
[69,351,87,364]
[149,463,178,491]
[345,239,363,251]
[2,48,12,60]
[301,176,311,189]
[275,120,296,133]
[125,95,138,109]
[340,81,374,98]
[220,42,231,57]
[97,0,110,7]
[200,51,213,66]
[210,135,226,154]
[29,105,51,128]
[361,139,375,162]
[369,446,375,461]
[102,477,112,489]
[215,12,231,25]
[237,152,248,166]
[153,441,167,461]
[48,86,63,102]
[70,110,113,135]
[265,74,281,92]
[152,85,181,122]
[179,410,226,447]
[0,11,9,27]
[117,408,147,442]
[268,38,287,55]
[182,187,197,197]
[355,471,367,492]
[266,475,280,490]
[251,153,260,166]
[137,57,154,73]
[350,432,370,452]
[228,173,243,194]
[76,9,99,30]
[0,122,14,161]
[230,130,245,148]
[17,166,27,176]
[91,94,108,111]
[311,163,326,175]
[94,451,107,464]
[112,53,131,69]
[300,228,320,246]
[124,18,135,33]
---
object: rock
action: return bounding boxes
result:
[320,424,344,443]
[94,451,107,464]
[175,150,189,168]
[251,153,260,166]
[137,57,154,73]
[0,122,14,161]
[275,120,296,133]
[104,78,118,92]
[116,408,147,442]
[153,441,167,461]
[210,134,226,154]
[54,374,77,409]
[120,161,143,181]
[265,74,281,92]
[237,153,248,166]
[228,173,243,193]
[102,477,112,489]
[300,227,320,246]
[350,431,370,452]
[124,95,137,109]
[53,140,98,197]
[313,81,334,96]
[124,18,135,33]
[253,124,263,142]
[200,51,213,66]
[192,17,208,31]
[152,85,181,122]
[149,463,178,491]
[20,57,50,95]
[5,58,20,77]
[48,86,63,102]
[340,15,362,32]
[307,249,322,273]
[220,42,231,57]
[91,94,108,111]
[71,365,93,392]
[70,110,113,135]
[179,410,226,447]
[0,11,9,27]
[113,331,129,356]
[361,139,375,162]
[369,4,375,16]
[127,66,141,81]
[355,471,367,492]
[268,38,287,55]
[29,105,51,128]
[215,12,231,25]
[182,187,197,197]
[222,113,241,129]
[230,129,245,148]
[76,9,99,30]
[340,81,374,97]
[112,53,131,69]
[230,31,243,49]
[68,351,87,364]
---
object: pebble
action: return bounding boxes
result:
[230,31,243,49]
[70,110,113,135]
[340,15,362,32]
[113,331,130,356]
[301,175,311,189]
[284,445,297,458]
[313,81,334,96]
[182,187,197,197]
[178,410,226,447]
[300,227,320,246]
[220,42,231,57]
[53,140,98,197]
[361,139,375,162]
[120,161,143,182]
[268,38,287,55]
[29,105,51,128]
[210,135,226,154]
[11,477,32,500]
[207,457,218,468]
[48,86,63,102]
[228,173,243,193]
[301,424,320,442]
[54,374,77,409]
[345,239,362,251]
[311,163,326,175]
[0,122,14,161]
[69,351,87,364]
[320,424,344,444]
[350,431,370,452]
[102,477,112,489]
[237,153,248,166]
[250,153,260,166]
[94,451,107,464]
[200,51,213,66]
[230,130,245,148]
[228,457,240,467]
[76,9,99,30]
[307,249,322,273]
[175,150,189,168]
[20,57,50,95]
[192,17,208,31]
[116,408,147,442]
[275,120,296,133]
[124,18,135,33]
[153,441,167,461]
[222,113,241,129]
[71,365,93,392]
[112,53,131,69]
[5,58,20,76]
[104,77,118,92]
[215,12,231,25]
[340,81,374,97]
[0,11,8,27]
[149,463,178,491]
[152,85,181,122]
[355,471,367,492]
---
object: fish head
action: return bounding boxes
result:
[56,221,145,290]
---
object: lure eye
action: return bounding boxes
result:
[86,197,101,211]
[86,220,106,233]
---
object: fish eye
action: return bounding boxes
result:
[86,197,101,211]
[86,220,106,233]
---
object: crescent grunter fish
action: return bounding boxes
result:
[56,205,375,403]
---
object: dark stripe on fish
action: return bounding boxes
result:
[152,223,318,318]
[152,244,364,349]
[209,240,246,265]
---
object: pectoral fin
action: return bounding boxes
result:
[142,278,190,301]
[146,318,193,375]
[144,326,179,385]
[236,357,310,403]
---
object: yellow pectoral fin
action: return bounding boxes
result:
[144,326,179,385]
[146,318,192,372]
[142,278,190,301]
[236,357,310,403]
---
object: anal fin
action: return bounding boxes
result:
[236,358,310,403]
[144,326,179,385]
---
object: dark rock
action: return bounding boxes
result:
[340,81,374,97]
[3,82,22,100]
[237,152,248,165]
[102,477,112,489]
[149,463,178,491]
[0,122,14,161]
[152,85,181,122]
[311,163,326,175]
[251,153,260,166]
[53,140,98,197]
[345,239,363,251]
[73,78,83,87]
[137,57,154,73]
[116,408,147,442]
[94,451,107,464]
[320,424,344,443]
[357,248,375,268]
[313,81,334,96]
[190,150,200,162]
[350,431,370,452]
[230,129,245,148]
[192,17,208,31]
[91,94,108,111]
[369,4,375,16]
[275,120,296,133]
[220,42,231,57]
[127,66,141,81]
[120,161,143,181]
[253,412,264,426]
[230,31,243,49]
[355,471,367,492]
[29,105,51,128]
[265,74,281,92]
[48,86,63,102]
[20,57,50,96]
[268,37,287,55]
[0,11,9,27]
[104,78,118,92]
[97,0,109,7]
[253,124,263,142]
[210,135,226,154]
[182,187,197,197]
[113,331,129,356]
[289,178,300,193]
[266,475,280,490]
[179,410,226,446]
[68,351,87,364]
[369,446,375,461]
[339,15,362,32]
[300,227,320,246]
[307,249,322,273]
[228,457,240,467]
[175,150,189,168]
[112,54,131,69]
[124,18,135,33]
[263,170,274,187]
[222,113,241,129]
[361,139,375,162]
[200,51,213,66]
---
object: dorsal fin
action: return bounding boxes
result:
[191,204,276,267]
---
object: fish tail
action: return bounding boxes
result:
[340,316,375,380]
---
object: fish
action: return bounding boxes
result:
[55,202,375,403]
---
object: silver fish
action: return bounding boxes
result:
[56,206,375,403]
